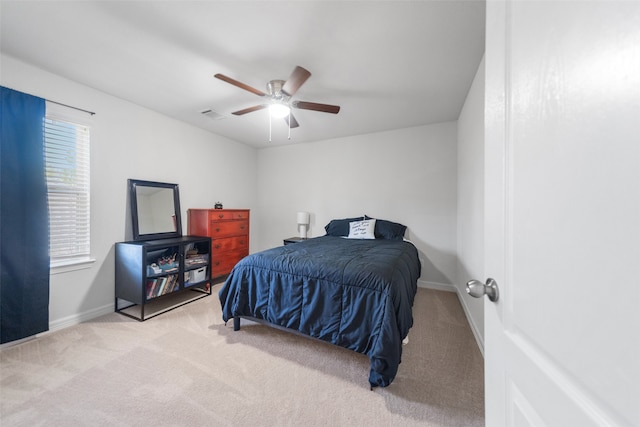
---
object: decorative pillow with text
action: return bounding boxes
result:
[347,219,376,239]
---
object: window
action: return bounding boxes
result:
[43,111,91,267]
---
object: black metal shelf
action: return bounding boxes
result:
[115,235,212,321]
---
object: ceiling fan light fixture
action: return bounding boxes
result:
[215,66,340,138]
[269,103,290,118]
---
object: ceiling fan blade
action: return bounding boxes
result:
[232,105,267,115]
[214,73,266,96]
[284,113,300,128]
[282,66,311,97]
[293,101,340,114]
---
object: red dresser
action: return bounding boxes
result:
[187,209,250,279]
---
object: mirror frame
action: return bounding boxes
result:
[129,179,182,241]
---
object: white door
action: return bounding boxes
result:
[483,1,640,426]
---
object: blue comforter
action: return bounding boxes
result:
[219,236,421,387]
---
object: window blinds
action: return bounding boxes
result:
[44,118,90,264]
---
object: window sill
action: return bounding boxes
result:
[50,258,96,275]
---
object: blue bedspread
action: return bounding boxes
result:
[219,235,421,387]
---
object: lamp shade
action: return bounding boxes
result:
[269,103,290,118]
[297,211,310,225]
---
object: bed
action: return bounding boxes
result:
[218,216,421,388]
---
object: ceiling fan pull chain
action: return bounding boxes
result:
[269,113,272,142]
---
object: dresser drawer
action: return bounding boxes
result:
[208,210,249,221]
[211,236,248,253]
[208,220,249,237]
[211,250,246,277]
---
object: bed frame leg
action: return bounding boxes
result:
[233,316,241,331]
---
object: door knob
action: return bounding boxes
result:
[466,278,499,302]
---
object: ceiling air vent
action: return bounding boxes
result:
[200,109,226,120]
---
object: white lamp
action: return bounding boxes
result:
[297,211,310,238]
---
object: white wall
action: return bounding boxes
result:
[256,123,459,287]
[1,54,258,330]
[1,53,486,342]
[456,56,485,349]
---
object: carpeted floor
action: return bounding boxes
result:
[0,285,484,426]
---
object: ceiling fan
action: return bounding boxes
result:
[214,66,340,129]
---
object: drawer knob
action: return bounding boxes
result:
[218,214,224,218]
[214,244,221,249]
[215,228,220,232]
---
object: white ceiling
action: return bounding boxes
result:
[0,1,485,148]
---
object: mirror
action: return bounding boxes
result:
[129,179,182,241]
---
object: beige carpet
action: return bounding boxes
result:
[0,286,484,426]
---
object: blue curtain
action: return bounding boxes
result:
[0,86,49,344]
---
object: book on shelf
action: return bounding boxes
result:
[146,274,181,299]
[165,275,177,294]
[156,277,167,296]
[146,279,157,299]
[185,254,208,267]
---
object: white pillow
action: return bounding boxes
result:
[347,219,376,239]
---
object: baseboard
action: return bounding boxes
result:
[417,279,456,292]
[453,288,485,356]
[0,303,114,349]
[417,279,484,356]
[49,303,114,332]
